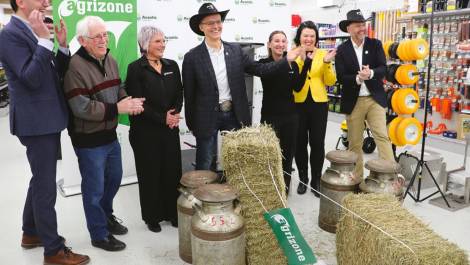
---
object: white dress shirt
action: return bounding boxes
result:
[352,39,374,97]
[205,41,231,104]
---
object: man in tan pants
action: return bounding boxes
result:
[335,9,394,178]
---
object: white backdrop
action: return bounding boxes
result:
[58,0,291,196]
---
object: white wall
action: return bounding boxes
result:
[291,0,404,25]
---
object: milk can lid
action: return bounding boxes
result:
[193,184,238,202]
[365,159,401,173]
[326,150,358,164]
[180,170,219,188]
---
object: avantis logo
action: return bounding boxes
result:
[252,17,271,24]
[58,0,134,17]
[235,0,253,4]
[177,15,190,22]
[269,0,287,7]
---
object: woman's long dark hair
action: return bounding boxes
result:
[293,21,319,47]
[267,30,287,58]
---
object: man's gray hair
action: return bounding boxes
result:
[76,16,106,38]
[138,26,165,52]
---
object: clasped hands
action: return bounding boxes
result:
[357,65,372,82]
[166,109,180,129]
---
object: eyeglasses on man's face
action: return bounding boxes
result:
[86,32,109,41]
[201,20,223,27]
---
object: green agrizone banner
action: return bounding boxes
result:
[53,0,138,125]
[264,208,317,265]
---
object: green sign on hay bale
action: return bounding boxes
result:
[222,125,287,265]
[337,193,469,265]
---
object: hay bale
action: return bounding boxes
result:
[222,125,287,265]
[337,193,469,265]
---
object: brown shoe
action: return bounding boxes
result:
[43,247,90,265]
[21,234,42,249]
[22,234,66,249]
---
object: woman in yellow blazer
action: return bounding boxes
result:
[292,21,336,196]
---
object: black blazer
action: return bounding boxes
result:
[335,37,387,114]
[125,56,183,130]
[182,41,290,137]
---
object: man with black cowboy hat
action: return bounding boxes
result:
[183,3,300,170]
[335,9,394,179]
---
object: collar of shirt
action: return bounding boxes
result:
[205,41,224,55]
[351,38,365,50]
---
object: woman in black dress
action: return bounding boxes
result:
[258,31,298,195]
[126,26,182,232]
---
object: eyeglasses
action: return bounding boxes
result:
[201,20,223,27]
[86,32,109,41]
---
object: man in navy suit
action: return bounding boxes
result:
[335,9,394,179]
[183,3,299,170]
[0,0,89,264]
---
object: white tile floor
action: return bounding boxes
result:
[1,116,469,264]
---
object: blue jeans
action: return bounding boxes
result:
[74,140,123,241]
[195,111,241,170]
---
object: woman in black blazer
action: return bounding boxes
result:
[258,30,298,195]
[125,26,183,233]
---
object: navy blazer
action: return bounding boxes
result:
[335,37,387,114]
[0,16,69,136]
[182,41,290,137]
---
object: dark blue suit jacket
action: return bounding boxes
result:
[335,37,387,114]
[182,41,289,137]
[0,16,69,136]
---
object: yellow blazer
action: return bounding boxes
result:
[293,49,337,103]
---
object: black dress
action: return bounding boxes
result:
[125,56,183,224]
[258,56,298,194]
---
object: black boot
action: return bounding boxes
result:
[297,170,308,195]
[310,174,321,198]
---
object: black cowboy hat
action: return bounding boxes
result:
[339,9,367,33]
[189,3,229,36]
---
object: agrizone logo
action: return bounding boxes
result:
[271,214,307,262]
[58,0,134,17]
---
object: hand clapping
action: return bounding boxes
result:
[323,49,336,63]
[117,97,145,115]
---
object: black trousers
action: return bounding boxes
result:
[295,101,328,189]
[129,126,182,224]
[261,113,299,194]
[18,133,64,256]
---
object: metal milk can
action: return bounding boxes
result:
[191,184,245,265]
[359,159,405,200]
[177,170,218,263]
[318,150,360,233]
